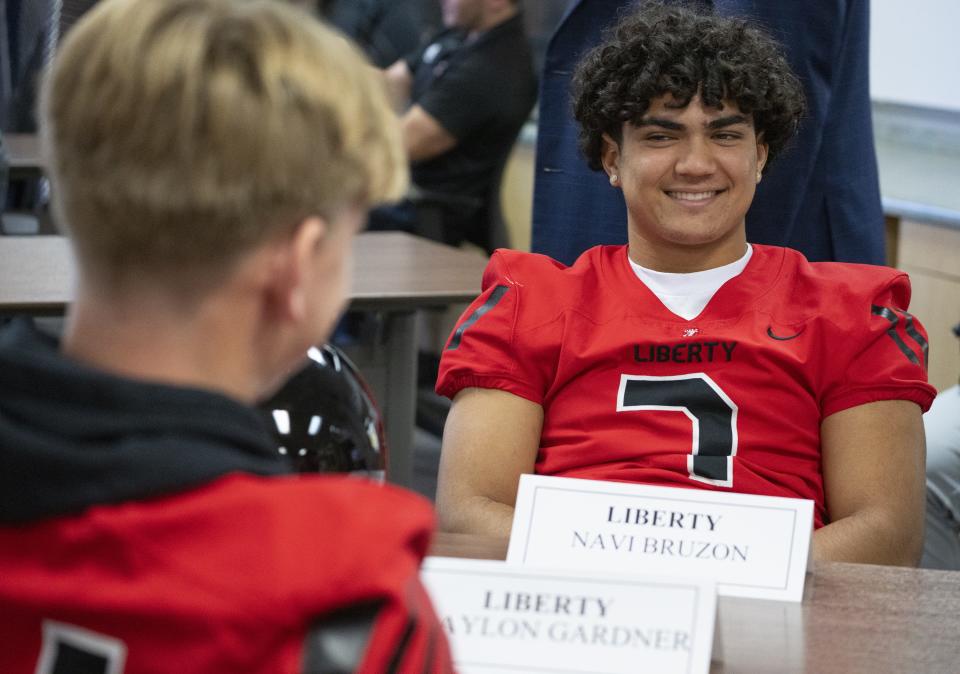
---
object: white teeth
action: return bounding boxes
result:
[668,191,717,201]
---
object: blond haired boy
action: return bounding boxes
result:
[0,1,452,671]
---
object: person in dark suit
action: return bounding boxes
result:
[532,0,885,266]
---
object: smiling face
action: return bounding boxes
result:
[601,93,768,272]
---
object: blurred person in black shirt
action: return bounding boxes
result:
[372,0,537,251]
[317,0,431,68]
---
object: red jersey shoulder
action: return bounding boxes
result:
[481,247,615,330]
[438,247,618,403]
[96,474,435,607]
[806,257,908,302]
[128,473,435,540]
[761,247,911,324]
[0,476,447,674]
[215,474,435,575]
[762,248,932,412]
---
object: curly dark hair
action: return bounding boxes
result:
[572,2,805,172]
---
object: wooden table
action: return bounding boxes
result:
[430,532,960,674]
[0,232,488,487]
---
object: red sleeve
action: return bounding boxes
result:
[436,250,562,405]
[263,477,453,673]
[354,575,453,674]
[821,272,937,418]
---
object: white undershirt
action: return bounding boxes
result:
[628,245,753,320]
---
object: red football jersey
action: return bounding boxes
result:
[0,474,452,674]
[438,244,936,528]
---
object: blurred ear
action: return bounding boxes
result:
[756,134,769,178]
[267,216,327,323]
[600,132,621,183]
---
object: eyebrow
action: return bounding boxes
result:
[636,114,752,130]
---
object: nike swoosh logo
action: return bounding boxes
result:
[767,326,805,341]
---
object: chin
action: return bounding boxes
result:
[661,231,728,248]
[666,221,740,244]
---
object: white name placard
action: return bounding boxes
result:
[507,474,812,601]
[422,556,716,674]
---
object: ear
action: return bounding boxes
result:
[270,216,328,323]
[600,132,622,186]
[755,135,769,183]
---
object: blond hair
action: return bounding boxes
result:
[40,0,406,287]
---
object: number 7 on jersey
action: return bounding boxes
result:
[617,373,739,487]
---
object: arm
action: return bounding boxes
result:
[382,59,412,111]
[813,399,926,566]
[401,104,457,163]
[435,387,543,537]
[382,60,457,162]
[383,59,457,162]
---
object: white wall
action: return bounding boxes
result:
[870,0,960,111]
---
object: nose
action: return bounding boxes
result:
[674,137,716,177]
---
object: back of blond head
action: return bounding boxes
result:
[41,0,407,287]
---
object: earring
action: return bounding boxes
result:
[610,174,619,186]
[756,170,763,182]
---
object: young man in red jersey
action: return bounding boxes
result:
[435,2,935,566]
[0,1,453,672]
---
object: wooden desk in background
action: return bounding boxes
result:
[430,532,960,674]
[0,232,488,488]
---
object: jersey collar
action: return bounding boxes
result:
[601,243,788,324]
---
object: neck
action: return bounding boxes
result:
[627,231,749,273]
[62,282,278,404]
